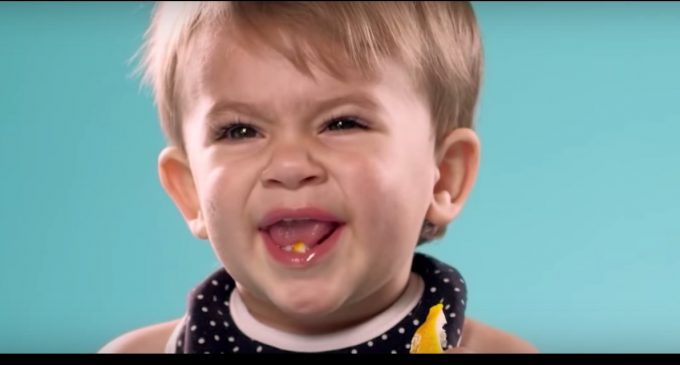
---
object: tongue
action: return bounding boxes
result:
[267,220,335,248]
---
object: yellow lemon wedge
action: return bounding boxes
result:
[409,303,448,354]
[291,241,307,253]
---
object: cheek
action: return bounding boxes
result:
[339,146,433,246]
[198,163,255,240]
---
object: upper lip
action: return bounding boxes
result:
[258,207,343,230]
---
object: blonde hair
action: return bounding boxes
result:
[137,1,483,242]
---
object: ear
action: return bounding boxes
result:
[158,146,208,240]
[425,128,481,227]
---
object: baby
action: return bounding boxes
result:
[100,1,537,354]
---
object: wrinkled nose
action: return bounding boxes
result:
[260,140,326,190]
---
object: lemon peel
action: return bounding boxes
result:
[291,241,307,253]
[409,303,447,354]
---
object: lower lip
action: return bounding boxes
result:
[261,224,344,269]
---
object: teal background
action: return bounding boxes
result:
[1,1,678,353]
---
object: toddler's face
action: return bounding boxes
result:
[170,28,442,331]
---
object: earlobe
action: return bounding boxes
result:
[425,128,481,227]
[158,147,208,240]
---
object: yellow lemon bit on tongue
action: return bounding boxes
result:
[291,241,307,253]
[409,303,448,354]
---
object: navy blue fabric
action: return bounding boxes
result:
[174,252,467,354]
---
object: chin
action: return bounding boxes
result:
[272,287,345,319]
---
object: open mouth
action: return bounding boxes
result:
[260,219,341,254]
[257,208,345,266]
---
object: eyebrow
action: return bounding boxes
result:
[205,93,382,123]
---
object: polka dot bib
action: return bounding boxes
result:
[173,252,467,354]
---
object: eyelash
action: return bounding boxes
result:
[213,116,369,141]
[213,120,258,141]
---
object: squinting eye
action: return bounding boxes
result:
[215,123,259,141]
[324,117,368,132]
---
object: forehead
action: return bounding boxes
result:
[179,23,408,106]
[175,22,431,144]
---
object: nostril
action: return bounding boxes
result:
[301,175,320,185]
[261,173,323,190]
